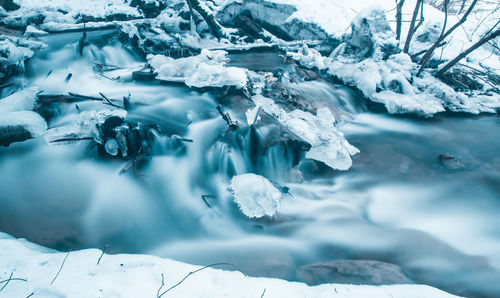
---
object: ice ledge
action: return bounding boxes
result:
[0,232,460,298]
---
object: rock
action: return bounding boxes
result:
[0,0,20,11]
[331,6,399,60]
[438,153,463,170]
[218,0,329,41]
[130,0,167,18]
[296,260,414,286]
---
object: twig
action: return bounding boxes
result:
[157,263,242,297]
[0,273,27,293]
[260,288,266,298]
[50,250,70,285]
[97,245,109,265]
[26,293,34,298]
[99,92,122,108]
[0,273,13,292]
[201,194,215,209]
[156,274,165,297]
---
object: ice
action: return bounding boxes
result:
[148,49,248,88]
[252,95,359,170]
[230,173,282,218]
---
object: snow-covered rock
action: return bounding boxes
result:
[0,87,38,112]
[230,173,282,218]
[0,110,47,136]
[250,95,359,170]
[0,231,460,298]
[148,49,248,88]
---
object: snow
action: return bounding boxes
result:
[0,232,460,298]
[4,0,141,29]
[148,49,248,88]
[230,173,282,218]
[250,95,359,170]
[0,87,38,112]
[0,111,47,136]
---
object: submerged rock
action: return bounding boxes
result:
[438,153,463,170]
[297,260,413,286]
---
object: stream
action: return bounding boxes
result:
[1,30,499,298]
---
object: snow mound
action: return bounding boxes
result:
[0,111,47,136]
[251,95,359,170]
[148,49,248,88]
[230,173,282,218]
[0,87,38,112]
[0,231,460,298]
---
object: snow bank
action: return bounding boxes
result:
[251,95,359,170]
[230,173,282,218]
[0,87,38,112]
[3,0,141,29]
[286,5,500,116]
[148,49,248,88]
[0,111,47,136]
[0,232,460,298]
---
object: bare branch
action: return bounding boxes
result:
[437,29,500,76]
[403,0,423,53]
[395,0,406,40]
[157,263,242,297]
[50,251,70,285]
[418,0,479,75]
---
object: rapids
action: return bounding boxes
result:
[0,30,499,298]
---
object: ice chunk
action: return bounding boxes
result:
[230,173,282,218]
[104,138,119,156]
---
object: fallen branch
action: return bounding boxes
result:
[49,137,94,143]
[50,251,70,285]
[0,273,27,292]
[157,263,242,297]
[99,92,122,108]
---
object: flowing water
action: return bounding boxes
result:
[1,31,500,297]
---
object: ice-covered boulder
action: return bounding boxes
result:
[251,95,359,170]
[230,173,282,218]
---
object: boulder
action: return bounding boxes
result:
[297,259,413,286]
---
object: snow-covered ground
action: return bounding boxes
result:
[0,232,460,298]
